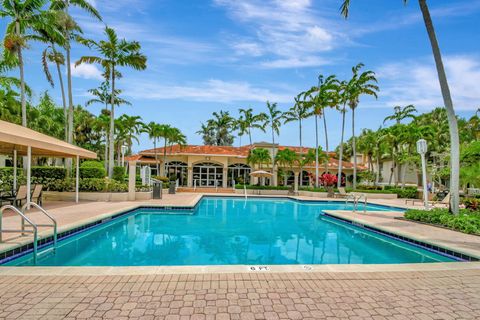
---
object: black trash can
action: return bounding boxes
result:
[169,181,176,194]
[153,181,162,199]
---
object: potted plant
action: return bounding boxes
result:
[319,173,338,198]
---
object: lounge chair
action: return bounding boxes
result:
[31,184,43,206]
[430,192,450,208]
[3,185,28,207]
[334,187,349,198]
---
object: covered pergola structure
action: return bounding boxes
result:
[0,120,97,204]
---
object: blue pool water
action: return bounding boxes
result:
[6,197,453,266]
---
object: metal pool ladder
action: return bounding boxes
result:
[345,193,367,213]
[0,202,57,264]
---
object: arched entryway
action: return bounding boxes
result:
[227,163,251,186]
[166,161,188,186]
[193,162,223,187]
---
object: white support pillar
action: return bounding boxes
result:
[26,146,31,205]
[222,167,228,188]
[294,171,299,194]
[13,149,17,192]
[75,155,79,203]
[128,160,137,201]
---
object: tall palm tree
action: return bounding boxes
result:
[143,122,161,174]
[341,0,461,214]
[50,0,101,145]
[76,26,147,178]
[94,110,110,171]
[0,0,58,127]
[238,108,267,146]
[116,114,143,154]
[208,111,235,146]
[305,74,339,185]
[283,94,311,185]
[157,124,173,175]
[264,101,282,184]
[167,127,187,154]
[341,63,379,189]
[247,148,271,185]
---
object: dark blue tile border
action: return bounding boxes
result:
[323,213,478,262]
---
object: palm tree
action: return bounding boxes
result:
[283,94,311,185]
[264,101,282,184]
[157,124,173,175]
[50,0,101,145]
[143,122,161,174]
[275,148,297,186]
[0,0,59,127]
[116,114,143,154]
[94,110,110,171]
[305,74,339,185]
[197,122,216,146]
[238,108,267,146]
[341,0,461,214]
[76,26,147,178]
[247,148,271,185]
[208,111,235,146]
[383,105,417,125]
[341,63,379,189]
[167,127,187,154]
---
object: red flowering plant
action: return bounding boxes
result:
[319,173,337,187]
[319,173,337,197]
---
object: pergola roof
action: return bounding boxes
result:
[0,120,97,159]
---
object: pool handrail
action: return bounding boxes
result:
[22,202,57,252]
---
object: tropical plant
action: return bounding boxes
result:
[76,26,147,178]
[340,0,461,214]
[275,148,298,186]
[305,74,339,184]
[339,63,379,189]
[264,101,282,183]
[383,104,417,125]
[143,122,161,173]
[237,108,266,146]
[0,0,60,127]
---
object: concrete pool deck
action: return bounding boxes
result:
[0,193,479,319]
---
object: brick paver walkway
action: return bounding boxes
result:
[1,268,479,320]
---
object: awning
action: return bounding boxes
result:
[250,170,273,178]
[0,120,96,159]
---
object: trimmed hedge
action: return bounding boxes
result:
[31,166,66,180]
[404,208,480,235]
[81,160,104,168]
[80,167,106,179]
[113,166,126,182]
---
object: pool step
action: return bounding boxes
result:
[177,187,235,194]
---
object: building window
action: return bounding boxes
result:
[193,162,223,187]
[227,163,251,186]
[166,161,188,186]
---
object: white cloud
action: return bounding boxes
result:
[70,63,103,81]
[377,56,480,111]
[124,79,294,103]
[214,0,342,68]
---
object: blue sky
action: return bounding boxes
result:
[5,0,480,152]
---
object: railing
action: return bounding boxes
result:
[0,205,39,263]
[193,179,197,191]
[244,185,248,200]
[345,193,368,213]
[22,202,58,251]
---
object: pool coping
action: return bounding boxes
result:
[0,195,476,266]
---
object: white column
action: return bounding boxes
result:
[13,149,17,192]
[128,160,137,201]
[222,168,228,188]
[187,167,193,188]
[26,146,31,205]
[294,171,299,193]
[75,155,79,203]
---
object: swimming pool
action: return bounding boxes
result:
[5,197,454,266]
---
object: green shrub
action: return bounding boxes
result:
[235,184,290,190]
[31,166,66,180]
[113,166,126,182]
[80,167,106,179]
[153,176,169,183]
[299,186,328,192]
[79,178,107,192]
[0,168,26,191]
[106,179,128,192]
[81,160,104,168]
[405,208,480,235]
[394,187,418,199]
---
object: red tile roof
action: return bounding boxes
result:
[127,144,366,170]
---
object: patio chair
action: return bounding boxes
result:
[334,187,349,198]
[31,184,43,206]
[3,185,28,207]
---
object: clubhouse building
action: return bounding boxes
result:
[126,142,364,188]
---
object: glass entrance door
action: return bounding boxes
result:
[193,163,223,187]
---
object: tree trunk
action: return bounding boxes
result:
[271,125,275,186]
[401,163,407,188]
[314,114,319,187]
[108,66,116,178]
[419,0,460,214]
[163,138,167,176]
[299,119,303,189]
[352,106,357,189]
[15,22,26,127]
[248,129,252,147]
[154,139,159,175]
[323,112,329,172]
[375,153,380,185]
[104,131,108,172]
[55,58,68,141]
[337,105,346,188]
